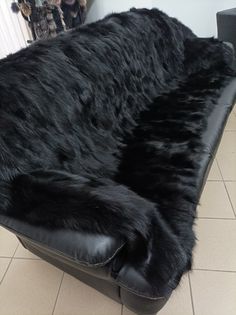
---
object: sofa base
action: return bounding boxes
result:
[18,235,168,315]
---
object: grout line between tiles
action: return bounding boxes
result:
[197,216,236,220]
[224,183,236,218]
[219,180,236,182]
[188,273,195,315]
[0,259,11,285]
[216,159,236,218]
[0,255,40,261]
[214,158,223,181]
[192,268,236,273]
[121,304,123,315]
[0,255,15,259]
[0,243,19,286]
[12,256,41,260]
[52,272,64,315]
[197,217,236,221]
[206,179,223,182]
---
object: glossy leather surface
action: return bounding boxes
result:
[0,214,124,267]
[201,78,236,155]
[217,9,236,51]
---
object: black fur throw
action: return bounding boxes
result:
[0,8,234,296]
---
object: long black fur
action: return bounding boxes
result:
[0,8,234,296]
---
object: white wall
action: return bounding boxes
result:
[86,0,236,37]
[0,0,31,59]
[86,0,153,23]
[152,0,236,37]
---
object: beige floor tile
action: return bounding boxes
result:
[123,275,193,315]
[54,273,121,315]
[225,182,236,215]
[197,182,235,218]
[190,270,236,315]
[0,258,11,282]
[0,259,62,315]
[193,219,236,271]
[14,243,41,259]
[0,227,19,257]
[217,153,236,181]
[207,160,222,181]
[225,114,236,131]
[217,131,236,156]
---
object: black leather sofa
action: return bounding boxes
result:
[0,8,236,315]
[217,8,236,51]
[1,78,236,315]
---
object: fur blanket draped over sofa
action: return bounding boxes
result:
[0,8,234,296]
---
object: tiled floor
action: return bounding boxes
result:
[0,104,236,315]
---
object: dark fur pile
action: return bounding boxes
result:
[0,8,234,296]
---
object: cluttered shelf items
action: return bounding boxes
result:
[11,0,87,41]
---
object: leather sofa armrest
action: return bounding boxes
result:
[0,214,125,267]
